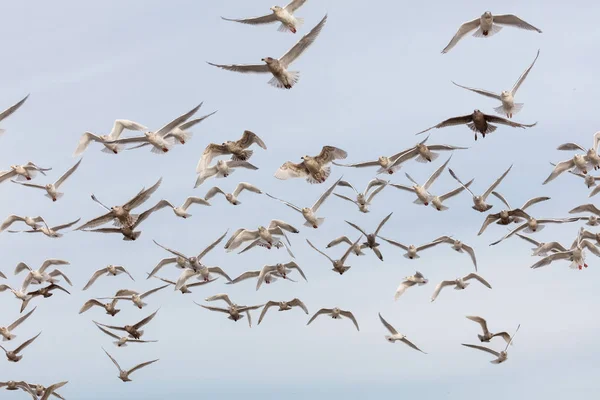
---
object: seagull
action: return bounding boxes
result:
[530,229,600,270]
[544,155,590,183]
[515,233,569,256]
[77,177,162,230]
[9,218,80,238]
[465,316,511,344]
[98,285,168,310]
[208,14,327,89]
[226,270,293,287]
[224,221,298,251]
[394,271,428,300]
[194,160,259,188]
[560,167,600,190]
[307,237,361,275]
[378,313,426,353]
[275,145,347,184]
[196,130,267,173]
[556,131,600,170]
[204,182,262,205]
[391,156,452,206]
[222,0,307,33]
[0,381,37,399]
[462,324,520,364]
[14,259,71,287]
[107,104,202,154]
[452,50,540,118]
[103,348,159,382]
[0,215,45,232]
[0,94,29,136]
[163,107,217,145]
[28,381,68,400]
[83,265,134,291]
[0,332,41,362]
[448,165,512,212]
[150,274,217,294]
[345,212,393,261]
[431,273,492,302]
[96,309,159,340]
[146,256,189,280]
[94,322,157,347]
[441,11,541,53]
[335,178,388,213]
[73,119,147,156]
[256,262,307,290]
[0,283,33,305]
[0,162,51,183]
[10,159,82,202]
[164,196,211,218]
[21,284,70,313]
[79,298,121,317]
[307,307,359,331]
[326,236,367,256]
[197,294,264,328]
[378,236,443,260]
[266,176,342,228]
[477,192,550,235]
[258,298,309,325]
[239,237,296,259]
[81,200,172,241]
[579,229,600,246]
[0,307,36,341]
[489,217,581,246]
[431,236,478,270]
[430,178,474,211]
[569,203,600,217]
[416,110,537,141]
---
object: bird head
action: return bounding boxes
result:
[270,6,282,12]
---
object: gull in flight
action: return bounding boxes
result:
[0,381,38,399]
[146,256,188,280]
[163,196,211,218]
[326,236,367,256]
[442,11,541,53]
[515,233,568,257]
[477,191,550,235]
[430,178,474,211]
[0,162,51,183]
[83,265,134,291]
[560,166,600,191]
[391,156,452,206]
[224,221,298,251]
[209,14,327,89]
[0,307,36,341]
[256,262,307,290]
[448,165,512,212]
[0,215,45,232]
[275,145,347,184]
[394,271,428,300]
[14,259,71,287]
[345,212,393,261]
[0,332,41,362]
[489,217,581,246]
[9,218,80,238]
[307,307,359,331]
[430,273,492,302]
[163,105,217,145]
[334,178,388,213]
[378,236,443,260]
[196,130,267,173]
[194,160,259,188]
[378,313,426,353]
[107,104,202,154]
[0,283,33,306]
[150,274,217,295]
[197,294,264,328]
[530,228,600,270]
[204,182,262,205]
[452,50,540,118]
[28,382,68,400]
[20,283,70,313]
[222,0,307,34]
[102,348,159,382]
[227,270,294,287]
[96,309,159,340]
[258,298,309,325]
[77,177,162,230]
[73,119,147,156]
[465,316,511,344]
[0,94,29,136]
[98,285,169,310]
[94,322,157,347]
[266,176,342,228]
[569,203,600,223]
[432,236,478,270]
[307,237,361,275]
[462,324,521,364]
[544,155,590,184]
[11,159,82,202]
[556,131,600,171]
[417,110,537,141]
[79,298,121,317]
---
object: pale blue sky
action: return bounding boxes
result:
[1,0,599,399]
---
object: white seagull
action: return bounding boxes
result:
[307,307,359,331]
[391,156,452,206]
[275,145,347,184]
[0,215,45,232]
[103,348,159,382]
[432,235,478,270]
[164,197,211,218]
[204,182,262,205]
[394,271,428,300]
[73,119,147,156]
[465,316,511,344]
[462,324,520,364]
[378,313,426,353]
[334,178,388,213]
[448,165,512,212]
[0,162,51,183]
[194,160,259,188]
[82,265,134,291]
[222,0,307,34]
[431,273,492,302]
[11,159,82,202]
[258,298,309,325]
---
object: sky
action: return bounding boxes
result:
[0,0,599,398]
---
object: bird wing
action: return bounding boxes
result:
[274,161,309,180]
[76,210,115,230]
[345,220,368,237]
[431,280,455,302]
[11,180,45,190]
[233,182,262,197]
[205,293,233,305]
[40,259,70,273]
[424,156,452,190]
[108,119,147,140]
[236,130,267,150]
[82,268,108,291]
[439,179,474,201]
[132,200,171,229]
[155,104,202,137]
[306,239,333,263]
[569,203,600,215]
[265,193,302,213]
[147,258,179,280]
[462,244,478,270]
[416,240,443,252]
[311,176,342,211]
[374,212,393,236]
[285,0,307,12]
[198,230,229,260]
[7,306,36,331]
[221,14,278,25]
[466,316,489,335]
[204,186,225,200]
[256,266,277,290]
[73,132,104,156]
[390,183,415,193]
[401,337,427,353]
[307,308,333,325]
[441,18,481,53]
[493,14,542,32]
[333,160,379,168]
[461,343,500,357]
[0,94,29,122]
[123,177,163,211]
[340,236,363,263]
[451,81,501,100]
[416,114,474,135]
[127,359,159,376]
[313,145,348,165]
[557,142,586,152]
[378,313,398,335]
[207,267,233,282]
[228,271,260,284]
[114,266,134,281]
[582,240,600,257]
[52,218,81,231]
[288,298,308,313]
[174,110,216,131]
[378,236,408,251]
[141,284,168,299]
[477,213,501,236]
[103,348,122,372]
[544,159,576,184]
[257,301,278,325]
[182,196,211,210]
[520,196,550,211]
[134,309,159,329]
[268,219,299,233]
[334,193,358,205]
[196,143,230,173]
[366,184,388,204]
[153,240,188,259]
[482,165,512,201]
[463,273,492,288]
[79,299,104,314]
[39,381,68,400]
[207,62,270,74]
[95,323,120,339]
[484,114,537,128]
[530,250,571,269]
[0,215,26,231]
[490,191,511,209]
[339,310,360,331]
[279,14,327,67]
[511,49,540,95]
[14,332,42,354]
[286,261,308,281]
[54,159,82,188]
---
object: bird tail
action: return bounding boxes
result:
[524,225,544,234]
[2,333,16,341]
[101,144,123,154]
[232,150,253,162]
[473,24,503,38]
[114,341,127,347]
[216,169,235,178]
[304,218,325,228]
[416,152,438,163]
[431,203,449,211]
[45,192,64,201]
[403,253,420,259]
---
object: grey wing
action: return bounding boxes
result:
[557,142,586,152]
[228,271,260,284]
[236,130,267,150]
[265,193,302,212]
[466,316,490,335]
[82,269,108,291]
[226,160,258,170]
[307,308,332,325]
[462,244,478,270]
[221,14,278,25]
[175,110,217,131]
[0,94,29,122]
[431,281,454,302]
[489,222,528,245]
[312,176,342,211]
[416,115,473,135]
[76,211,114,231]
[233,182,262,197]
[511,49,540,94]
[490,191,511,208]
[197,143,230,173]
[153,240,188,259]
[581,240,600,257]
[204,186,225,200]
[140,284,168,299]
[462,343,500,357]
[123,177,163,211]
[345,221,368,237]
[95,323,121,340]
[207,267,232,282]
[54,159,82,188]
[378,236,408,251]
[198,230,228,260]
[109,119,147,139]
[340,236,363,263]
[288,298,309,313]
[451,81,501,100]
[134,309,159,329]
[439,178,474,201]
[269,219,299,233]
[132,200,172,228]
[569,203,600,215]
[79,299,104,313]
[530,251,571,269]
[484,115,537,128]
[334,193,358,205]
[389,183,414,192]
[52,218,81,231]
[182,196,211,210]
[155,103,202,137]
[147,258,178,279]
[463,273,492,288]
[493,14,542,32]
[7,306,36,331]
[401,337,427,354]
[306,239,334,263]
[477,213,501,236]
[515,233,540,246]
[424,156,452,190]
[257,301,278,325]
[333,160,379,168]
[279,14,328,67]
[284,0,307,12]
[339,310,360,331]
[127,359,159,375]
[199,304,230,314]
[115,266,135,281]
[327,236,352,247]
[520,196,550,211]
[366,183,387,203]
[285,261,307,281]
[14,332,42,354]
[207,62,270,74]
[482,165,513,200]
[544,159,576,184]
[374,212,393,235]
[103,348,122,371]
[40,381,68,400]
[441,18,481,53]
[416,240,443,252]
[378,313,398,335]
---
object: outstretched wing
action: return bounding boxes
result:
[416,115,473,135]
[279,14,328,67]
[207,62,269,74]
[314,146,348,165]
[493,14,542,32]
[441,18,480,53]
[511,49,540,95]
[221,14,278,25]
[451,81,501,100]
